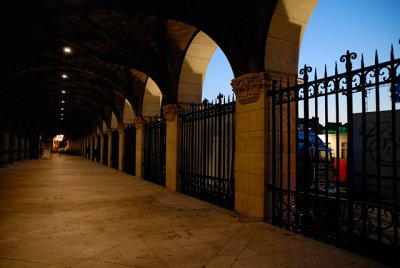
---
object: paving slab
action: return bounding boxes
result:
[0,156,385,267]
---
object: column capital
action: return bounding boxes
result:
[231,72,271,105]
[117,123,125,134]
[162,104,181,122]
[107,129,113,136]
[133,117,145,130]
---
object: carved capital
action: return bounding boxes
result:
[133,117,145,130]
[162,104,181,122]
[231,72,270,104]
[117,123,125,134]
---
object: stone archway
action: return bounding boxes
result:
[177,31,218,105]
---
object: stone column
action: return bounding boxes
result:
[18,137,25,160]
[231,72,270,219]
[107,129,113,167]
[94,135,98,162]
[163,104,181,191]
[100,132,104,164]
[232,72,297,220]
[89,136,94,160]
[83,138,86,158]
[0,129,9,166]
[134,117,145,179]
[118,124,125,171]
[9,135,18,163]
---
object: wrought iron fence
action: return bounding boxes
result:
[271,45,400,265]
[180,95,235,210]
[111,129,119,169]
[102,134,108,166]
[123,124,136,175]
[96,135,100,163]
[143,116,166,186]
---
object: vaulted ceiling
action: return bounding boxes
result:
[0,0,277,139]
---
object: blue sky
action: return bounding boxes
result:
[202,0,400,101]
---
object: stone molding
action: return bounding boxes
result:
[117,123,125,134]
[162,104,181,122]
[133,117,145,130]
[231,72,269,104]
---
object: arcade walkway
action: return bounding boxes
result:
[0,156,383,268]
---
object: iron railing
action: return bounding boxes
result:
[123,124,136,175]
[111,129,119,169]
[180,95,235,210]
[272,44,400,265]
[102,134,108,166]
[143,116,166,186]
[96,135,100,163]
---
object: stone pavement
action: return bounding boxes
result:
[0,155,384,267]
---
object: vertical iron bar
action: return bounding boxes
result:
[294,77,300,230]
[302,65,312,233]
[374,51,382,246]
[287,78,292,228]
[342,50,355,244]
[390,45,398,260]
[361,55,368,243]
[214,101,217,202]
[279,80,284,226]
[334,63,341,237]
[313,70,319,229]
[216,99,223,200]
[272,81,277,224]
[223,97,227,204]
[324,66,329,199]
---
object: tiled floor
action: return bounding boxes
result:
[0,156,385,267]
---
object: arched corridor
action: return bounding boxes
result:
[1,0,398,265]
[0,156,380,267]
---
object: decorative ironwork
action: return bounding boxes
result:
[143,116,166,186]
[180,95,235,210]
[272,44,400,265]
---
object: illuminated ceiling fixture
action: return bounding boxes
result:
[61,107,64,111]
[61,73,68,79]
[63,46,72,54]
[61,90,66,94]
[61,114,64,116]
[60,118,64,120]
[61,100,65,103]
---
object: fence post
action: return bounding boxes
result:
[134,117,145,179]
[163,104,181,191]
[118,123,125,171]
[231,72,269,219]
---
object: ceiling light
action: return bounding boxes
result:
[61,90,66,94]
[60,118,64,120]
[63,47,72,54]
[61,114,64,116]
[61,73,68,79]
[61,100,65,103]
[61,107,64,111]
